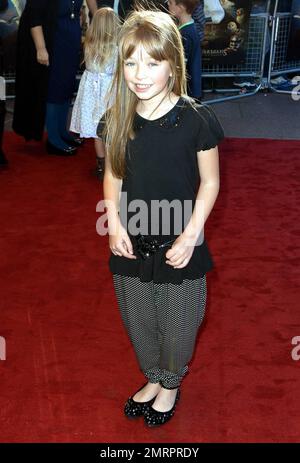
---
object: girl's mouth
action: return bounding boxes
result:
[135,84,152,92]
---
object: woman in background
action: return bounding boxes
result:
[13,0,98,155]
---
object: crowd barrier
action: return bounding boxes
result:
[267,0,300,94]
[202,7,270,104]
[1,0,300,103]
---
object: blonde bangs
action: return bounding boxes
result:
[121,28,171,63]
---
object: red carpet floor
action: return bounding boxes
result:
[0,132,299,443]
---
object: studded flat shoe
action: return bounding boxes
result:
[124,383,158,419]
[144,388,180,427]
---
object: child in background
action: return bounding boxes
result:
[70,7,120,180]
[168,0,202,100]
[192,0,206,42]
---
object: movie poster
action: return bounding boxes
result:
[286,0,300,61]
[202,0,253,66]
[0,0,26,75]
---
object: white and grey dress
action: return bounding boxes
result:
[70,52,117,138]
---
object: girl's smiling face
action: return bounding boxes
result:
[123,44,172,103]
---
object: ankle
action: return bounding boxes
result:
[147,382,162,392]
[151,387,179,412]
[133,382,161,402]
[160,385,179,391]
[158,387,178,396]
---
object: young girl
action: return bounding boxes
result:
[99,9,224,427]
[70,7,120,179]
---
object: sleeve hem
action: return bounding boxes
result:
[196,133,224,151]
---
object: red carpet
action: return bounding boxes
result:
[0,132,299,442]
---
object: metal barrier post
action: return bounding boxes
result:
[203,0,272,104]
[268,0,300,94]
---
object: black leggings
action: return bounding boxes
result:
[112,274,207,389]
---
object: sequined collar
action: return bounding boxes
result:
[133,97,186,131]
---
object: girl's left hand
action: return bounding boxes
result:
[165,232,198,269]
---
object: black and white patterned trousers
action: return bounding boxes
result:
[112,274,207,389]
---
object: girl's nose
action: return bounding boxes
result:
[135,63,147,80]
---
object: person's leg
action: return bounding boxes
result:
[58,101,76,142]
[112,274,163,400]
[152,275,207,412]
[95,138,105,180]
[46,103,70,149]
[95,138,105,158]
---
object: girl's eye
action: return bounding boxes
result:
[125,62,135,67]
[149,62,159,67]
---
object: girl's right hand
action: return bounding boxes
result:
[37,48,49,66]
[109,225,137,260]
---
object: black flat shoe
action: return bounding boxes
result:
[0,149,8,167]
[124,383,158,419]
[63,137,84,148]
[46,140,77,156]
[144,388,180,427]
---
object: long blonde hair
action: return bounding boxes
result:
[104,9,187,179]
[84,7,120,69]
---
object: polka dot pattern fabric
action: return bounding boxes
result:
[112,274,207,389]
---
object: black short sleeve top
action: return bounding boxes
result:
[98,96,225,284]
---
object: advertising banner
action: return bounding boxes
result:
[202,0,253,65]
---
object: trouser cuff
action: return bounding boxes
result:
[144,366,189,389]
[159,366,188,389]
[144,367,162,384]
